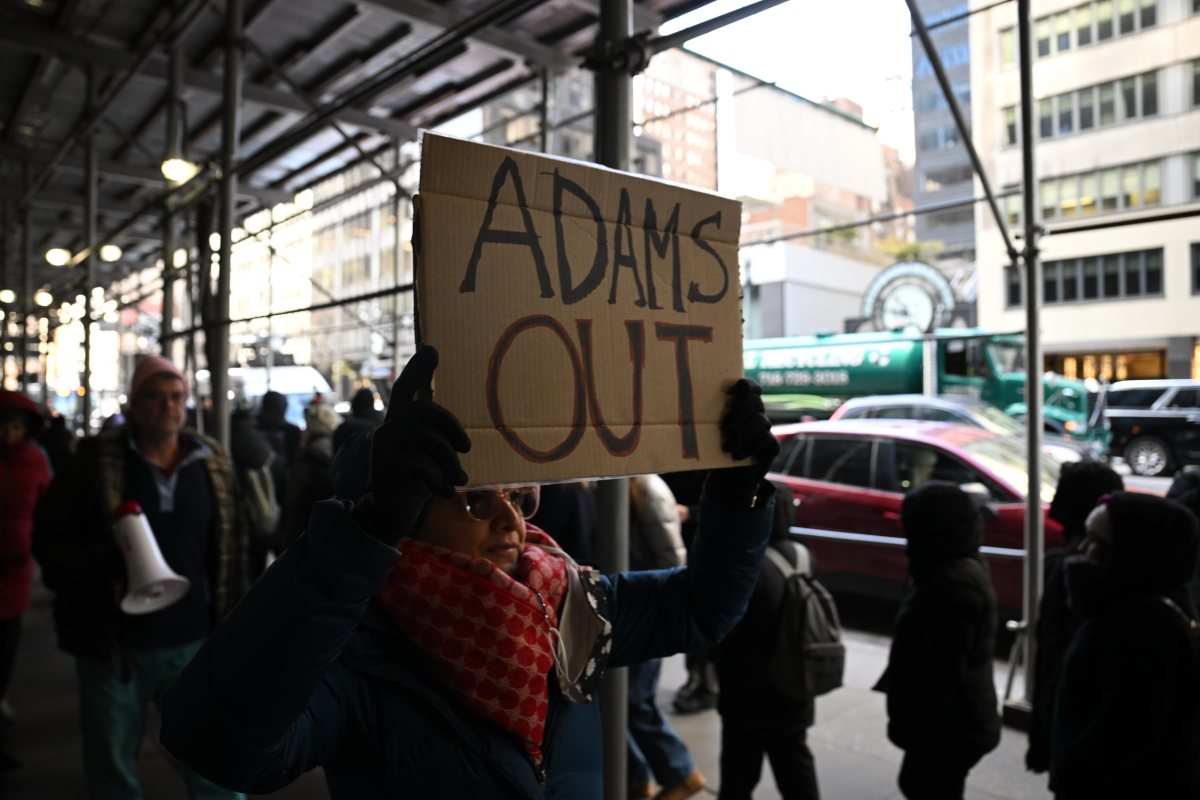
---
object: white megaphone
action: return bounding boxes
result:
[113,501,191,615]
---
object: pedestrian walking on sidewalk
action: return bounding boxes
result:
[1050,492,1200,799]
[878,480,1000,800]
[626,474,706,800]
[713,483,820,800]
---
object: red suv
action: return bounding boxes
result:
[768,420,1064,613]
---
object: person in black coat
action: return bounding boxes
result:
[713,482,819,800]
[1026,461,1123,775]
[1050,492,1200,799]
[880,481,1000,800]
[332,388,383,455]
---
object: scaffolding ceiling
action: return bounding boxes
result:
[0,0,711,299]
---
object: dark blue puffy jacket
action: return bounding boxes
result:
[160,490,772,799]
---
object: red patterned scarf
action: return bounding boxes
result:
[376,527,568,762]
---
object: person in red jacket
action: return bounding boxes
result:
[0,390,51,771]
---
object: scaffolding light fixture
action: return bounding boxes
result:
[0,289,15,303]
[100,244,123,262]
[45,248,72,267]
[162,157,201,184]
[35,291,53,307]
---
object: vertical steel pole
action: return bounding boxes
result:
[595,2,632,797]
[20,199,31,393]
[213,0,243,452]
[82,69,97,433]
[539,68,551,154]
[162,34,184,357]
[1018,0,1043,710]
[1,200,8,386]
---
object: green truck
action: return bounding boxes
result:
[743,328,1110,450]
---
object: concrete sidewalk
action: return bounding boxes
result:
[2,586,1052,799]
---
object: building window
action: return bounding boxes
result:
[1120,77,1137,120]
[1122,166,1140,208]
[999,27,1015,67]
[1192,243,1200,295]
[1063,260,1080,300]
[1057,93,1074,134]
[1103,254,1121,297]
[1192,60,1199,107]
[1140,0,1156,27]
[1145,250,1163,294]
[1060,176,1079,218]
[1141,71,1158,116]
[1079,174,1098,216]
[1082,258,1100,299]
[1006,267,1023,307]
[1036,18,1052,56]
[1076,5,1094,45]
[1055,11,1072,51]
[1097,0,1114,39]
[1118,0,1136,34]
[1042,179,1059,220]
[1078,87,1095,129]
[1099,82,1116,126]
[1045,262,1060,303]
[1101,168,1119,211]
[924,165,974,192]
[1193,153,1200,199]
[1005,192,1022,227]
[1003,106,1018,146]
[1024,250,1165,306]
[1143,162,1161,205]
[1039,99,1054,139]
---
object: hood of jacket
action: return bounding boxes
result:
[902,481,983,574]
[1065,492,1200,616]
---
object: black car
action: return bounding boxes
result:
[1105,380,1200,476]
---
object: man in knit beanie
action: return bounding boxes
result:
[33,354,246,799]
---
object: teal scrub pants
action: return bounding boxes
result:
[76,640,245,800]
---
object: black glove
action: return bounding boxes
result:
[705,378,779,509]
[355,346,471,544]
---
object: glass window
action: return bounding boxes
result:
[1006,266,1022,307]
[1042,178,1059,220]
[891,443,959,492]
[1101,169,1119,211]
[1141,71,1158,116]
[1076,5,1094,45]
[1056,11,1072,50]
[1140,0,1156,28]
[1063,259,1080,300]
[1124,253,1142,295]
[1194,153,1200,198]
[1167,389,1200,409]
[1079,174,1098,216]
[1118,0,1135,33]
[1082,257,1099,298]
[1122,165,1140,208]
[1193,242,1200,294]
[1108,388,1165,408]
[1039,99,1054,138]
[1100,83,1116,126]
[1060,176,1079,218]
[1097,0,1114,39]
[1044,262,1060,303]
[874,407,918,420]
[1145,249,1163,293]
[1120,77,1137,120]
[772,435,803,474]
[1005,193,1021,226]
[999,27,1016,67]
[1103,255,1121,297]
[1143,161,1161,205]
[1079,87,1095,129]
[808,437,872,487]
[1037,18,1052,56]
[1193,60,1200,107]
[1003,107,1018,146]
[1057,93,1074,134]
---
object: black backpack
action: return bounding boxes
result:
[763,541,846,699]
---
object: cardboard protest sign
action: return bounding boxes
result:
[415,132,744,486]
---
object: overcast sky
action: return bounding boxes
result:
[661,0,917,164]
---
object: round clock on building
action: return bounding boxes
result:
[861,261,957,334]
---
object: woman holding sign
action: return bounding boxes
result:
[159,346,778,800]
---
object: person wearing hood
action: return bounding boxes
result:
[0,391,51,770]
[1050,492,1200,799]
[879,480,1000,800]
[255,391,300,547]
[1026,462,1123,775]
[333,387,383,454]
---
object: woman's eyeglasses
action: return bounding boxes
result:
[458,486,541,521]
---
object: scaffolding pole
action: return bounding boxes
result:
[82,66,97,433]
[162,27,184,359]
[594,2,632,797]
[212,0,243,452]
